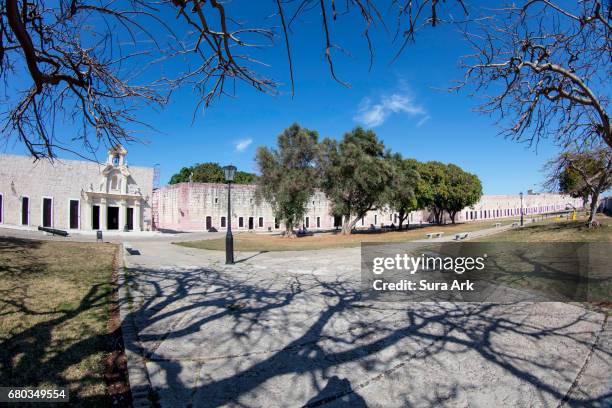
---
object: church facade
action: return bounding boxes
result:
[0,146,154,232]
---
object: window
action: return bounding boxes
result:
[305,217,309,228]
[238,217,244,228]
[214,197,218,204]
[111,175,121,190]
[258,217,263,228]
[112,155,119,166]
[274,218,279,229]
[221,216,226,228]
[361,217,364,226]
[22,197,29,225]
[316,217,320,228]
[374,214,377,225]
[69,200,79,229]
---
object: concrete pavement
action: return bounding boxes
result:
[120,240,611,407]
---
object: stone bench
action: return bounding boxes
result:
[454,232,469,240]
[426,232,444,239]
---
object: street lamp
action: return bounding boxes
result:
[223,165,237,264]
[519,191,524,227]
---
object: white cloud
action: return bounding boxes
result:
[416,115,431,127]
[354,93,427,127]
[234,138,253,152]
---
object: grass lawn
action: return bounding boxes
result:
[471,215,612,308]
[0,238,130,406]
[177,217,524,252]
[473,214,612,242]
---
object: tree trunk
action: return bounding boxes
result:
[587,190,600,227]
[284,221,295,238]
[398,210,405,230]
[341,214,357,235]
[449,211,456,224]
[432,207,443,225]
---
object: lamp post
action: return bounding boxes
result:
[519,192,524,227]
[223,165,237,264]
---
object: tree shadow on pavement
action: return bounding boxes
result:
[122,263,612,408]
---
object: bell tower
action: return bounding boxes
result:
[107,145,128,167]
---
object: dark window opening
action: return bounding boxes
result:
[42,198,52,227]
[92,205,100,230]
[258,217,263,228]
[333,215,342,227]
[239,217,244,228]
[69,200,79,229]
[107,206,119,230]
[126,208,134,230]
[221,216,226,228]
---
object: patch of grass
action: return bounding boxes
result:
[474,214,612,242]
[177,218,524,252]
[471,215,612,312]
[0,238,122,406]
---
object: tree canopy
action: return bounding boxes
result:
[545,148,612,226]
[441,164,482,223]
[416,161,482,224]
[319,127,393,234]
[169,163,255,185]
[255,124,319,235]
[385,154,420,230]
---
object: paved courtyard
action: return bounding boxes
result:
[122,240,611,407]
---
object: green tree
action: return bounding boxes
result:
[545,148,612,226]
[255,124,319,236]
[558,167,590,208]
[168,162,255,184]
[416,161,448,225]
[385,154,420,230]
[441,164,482,223]
[319,127,393,234]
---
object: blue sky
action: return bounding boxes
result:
[2,2,564,194]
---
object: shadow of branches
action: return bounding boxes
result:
[121,261,611,408]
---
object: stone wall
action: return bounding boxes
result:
[0,154,154,231]
[152,183,581,232]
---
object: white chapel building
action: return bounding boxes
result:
[0,146,154,232]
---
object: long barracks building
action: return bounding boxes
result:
[0,147,582,233]
[153,182,582,232]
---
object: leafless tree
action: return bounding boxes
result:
[457,0,611,151]
[545,147,612,226]
[1,0,468,160]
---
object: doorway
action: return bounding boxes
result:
[107,206,119,230]
[205,216,212,230]
[333,215,342,228]
[92,205,100,230]
[126,208,134,231]
[42,198,52,227]
[248,217,254,230]
[69,200,79,229]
